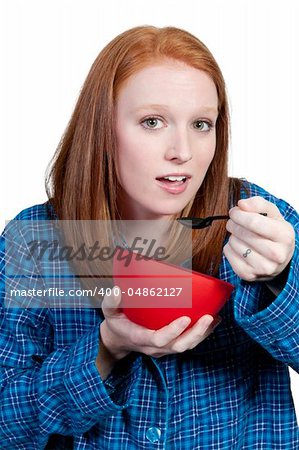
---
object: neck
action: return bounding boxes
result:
[117,218,172,255]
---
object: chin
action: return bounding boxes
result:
[152,206,189,217]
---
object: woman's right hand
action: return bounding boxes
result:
[99,286,221,360]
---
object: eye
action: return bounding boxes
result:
[193,120,213,132]
[141,117,164,130]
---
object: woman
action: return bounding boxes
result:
[0,25,298,449]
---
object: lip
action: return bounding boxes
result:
[155,177,191,194]
[156,173,191,179]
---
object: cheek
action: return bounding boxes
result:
[194,139,216,170]
[115,132,151,182]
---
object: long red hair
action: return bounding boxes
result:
[46,25,242,277]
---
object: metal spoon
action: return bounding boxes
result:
[176,213,267,229]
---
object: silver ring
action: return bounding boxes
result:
[243,248,252,258]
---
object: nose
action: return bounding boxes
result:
[165,127,192,162]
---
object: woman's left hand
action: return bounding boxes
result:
[223,196,296,282]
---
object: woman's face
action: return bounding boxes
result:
[115,60,218,220]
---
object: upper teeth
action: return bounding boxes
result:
[163,176,187,181]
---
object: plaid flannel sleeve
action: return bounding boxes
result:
[233,197,299,373]
[0,226,141,449]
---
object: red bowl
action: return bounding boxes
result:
[113,247,234,330]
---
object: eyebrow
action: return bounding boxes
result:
[132,104,218,114]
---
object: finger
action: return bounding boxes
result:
[226,234,273,269]
[237,196,283,219]
[223,241,255,281]
[169,315,215,353]
[149,316,192,348]
[223,240,279,281]
[226,221,286,263]
[136,315,221,357]
[228,208,286,242]
[122,315,192,349]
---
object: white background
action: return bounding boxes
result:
[0,0,298,418]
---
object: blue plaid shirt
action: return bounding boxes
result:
[0,181,298,449]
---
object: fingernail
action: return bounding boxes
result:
[204,316,214,328]
[180,317,191,328]
[197,316,213,333]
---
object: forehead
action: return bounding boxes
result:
[116,61,218,111]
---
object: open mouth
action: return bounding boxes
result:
[155,175,191,194]
[155,176,188,186]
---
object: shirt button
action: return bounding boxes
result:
[146,426,162,443]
